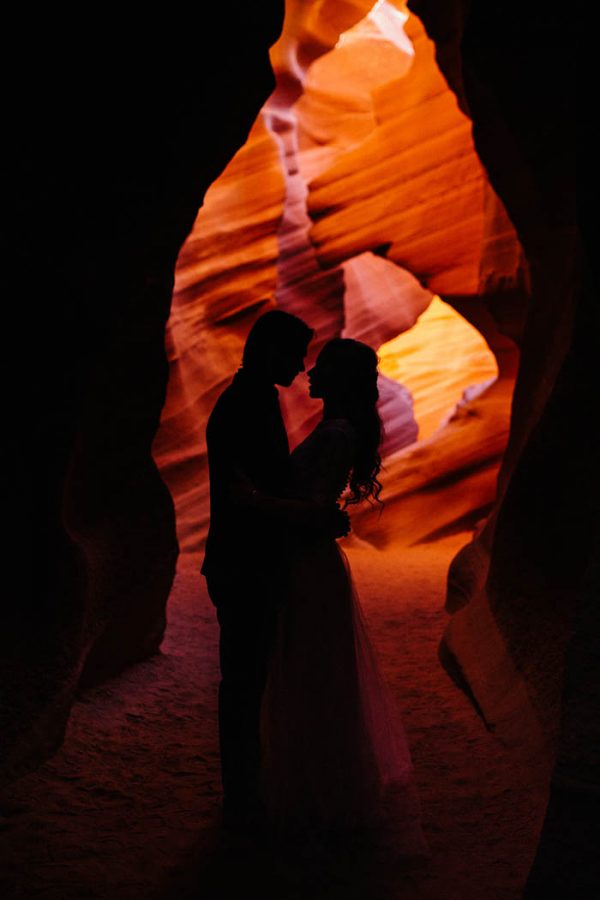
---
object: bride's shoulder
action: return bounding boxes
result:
[319,418,356,443]
[298,418,356,457]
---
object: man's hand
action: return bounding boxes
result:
[228,468,257,505]
[319,504,351,539]
[228,477,351,540]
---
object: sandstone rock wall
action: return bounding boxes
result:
[412,0,582,753]
[409,1,594,892]
[152,115,286,558]
[5,9,591,893]
[158,2,522,565]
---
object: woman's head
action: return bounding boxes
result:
[308,339,383,506]
[308,339,379,405]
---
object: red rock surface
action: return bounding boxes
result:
[411,3,592,891]
[304,11,487,296]
[152,115,285,556]
[2,1,591,895]
[152,7,591,888]
[155,2,519,564]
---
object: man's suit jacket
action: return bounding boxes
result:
[201,368,293,593]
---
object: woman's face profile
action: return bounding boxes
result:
[308,349,343,400]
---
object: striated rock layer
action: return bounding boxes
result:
[157,2,589,889]
[152,114,286,557]
[5,7,591,893]
[157,1,521,568]
[275,0,522,546]
[270,2,594,889]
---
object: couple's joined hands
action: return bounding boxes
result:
[323,504,351,539]
[230,469,350,540]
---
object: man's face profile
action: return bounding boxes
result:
[271,342,309,387]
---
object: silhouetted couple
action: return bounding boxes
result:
[202,310,425,849]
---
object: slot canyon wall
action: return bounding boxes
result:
[154,0,522,560]
[409,4,595,891]
[414,5,595,891]
[3,1,593,892]
[2,5,285,782]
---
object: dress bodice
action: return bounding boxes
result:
[291,418,356,505]
[262,416,425,844]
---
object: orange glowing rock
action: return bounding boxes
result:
[153,115,285,556]
[303,11,488,296]
[378,295,498,442]
[156,2,521,561]
[351,377,512,546]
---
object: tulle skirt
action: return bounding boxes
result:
[260,540,427,854]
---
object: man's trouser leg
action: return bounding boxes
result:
[207,577,278,810]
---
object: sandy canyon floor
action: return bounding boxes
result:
[1,532,550,899]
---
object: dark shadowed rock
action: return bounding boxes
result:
[411,0,597,889]
[1,4,285,782]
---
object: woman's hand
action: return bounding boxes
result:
[310,503,351,538]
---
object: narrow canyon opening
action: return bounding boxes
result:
[153,0,520,563]
[3,1,587,897]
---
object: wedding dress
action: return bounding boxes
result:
[260,418,427,852]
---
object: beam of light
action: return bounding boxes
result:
[336,1,414,56]
[378,296,499,442]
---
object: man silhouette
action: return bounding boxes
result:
[202,310,348,829]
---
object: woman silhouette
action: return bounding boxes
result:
[258,338,427,850]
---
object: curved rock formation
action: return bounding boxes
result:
[152,114,286,558]
[158,1,519,566]
[409,1,595,893]
[5,5,592,893]
[279,1,521,550]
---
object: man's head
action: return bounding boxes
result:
[242,310,314,386]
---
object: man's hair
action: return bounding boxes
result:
[242,310,314,366]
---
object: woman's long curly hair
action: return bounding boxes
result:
[318,338,384,507]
